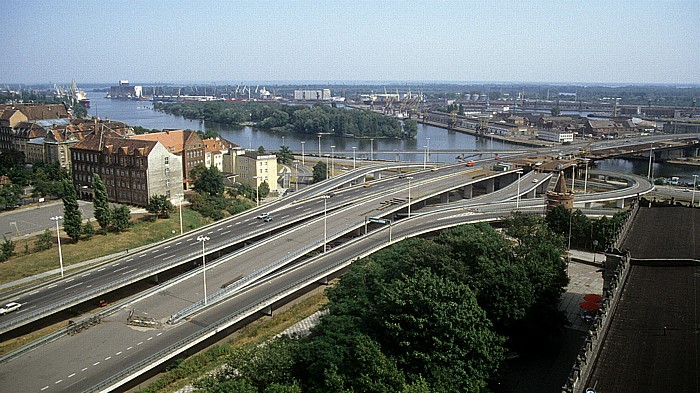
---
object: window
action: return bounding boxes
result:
[164,156,169,165]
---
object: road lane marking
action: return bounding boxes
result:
[48,284,58,289]
[65,282,83,290]
[126,258,134,262]
[222,230,230,234]
[176,242,182,245]
[97,268,106,272]
[207,232,213,235]
[86,285,92,288]
[81,273,91,277]
[140,254,146,257]
[55,380,62,384]
[81,367,88,372]
[127,346,133,350]
[41,386,49,391]
[27,290,40,295]
[280,214,289,219]
[112,262,120,266]
[154,253,166,259]
[113,266,129,273]
[164,245,170,249]
[65,278,74,283]
[235,221,242,225]
[122,268,138,275]
[68,373,75,378]
[105,356,111,361]
[93,362,100,366]
[137,342,143,346]
[151,249,160,253]
[226,224,232,228]
[156,332,162,336]
[217,228,222,231]
[116,351,122,355]
[147,337,153,340]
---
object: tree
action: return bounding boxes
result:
[92,173,112,232]
[147,194,174,219]
[0,236,16,262]
[0,184,22,209]
[193,166,225,197]
[258,146,267,154]
[110,205,131,232]
[403,120,418,138]
[61,179,82,243]
[277,145,294,165]
[34,229,53,251]
[81,222,95,240]
[189,163,207,184]
[313,162,327,183]
[550,106,561,116]
[259,181,270,199]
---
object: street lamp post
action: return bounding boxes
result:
[426,137,431,163]
[317,135,321,158]
[197,235,210,305]
[407,177,412,218]
[516,170,522,209]
[322,195,331,253]
[352,147,357,169]
[370,138,374,161]
[692,174,698,207]
[647,144,654,180]
[300,141,305,165]
[253,176,262,206]
[330,145,335,178]
[281,136,285,147]
[571,164,576,193]
[583,158,590,194]
[176,193,184,235]
[423,145,428,169]
[50,216,64,278]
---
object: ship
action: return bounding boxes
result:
[71,80,90,108]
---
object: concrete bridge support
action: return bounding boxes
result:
[485,178,495,194]
[527,189,536,199]
[616,198,626,208]
[462,185,473,199]
[440,192,449,203]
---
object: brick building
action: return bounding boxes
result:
[130,129,204,189]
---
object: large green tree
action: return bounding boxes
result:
[110,205,131,232]
[312,162,327,183]
[277,145,294,165]
[194,165,225,197]
[61,179,82,243]
[92,173,112,232]
[147,194,174,219]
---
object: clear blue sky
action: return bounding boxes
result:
[3,0,699,84]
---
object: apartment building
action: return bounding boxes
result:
[130,129,204,189]
[236,151,278,193]
[71,132,183,206]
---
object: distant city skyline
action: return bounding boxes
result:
[3,0,699,85]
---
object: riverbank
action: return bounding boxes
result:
[418,118,552,148]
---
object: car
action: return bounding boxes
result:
[532,178,539,183]
[263,216,273,222]
[466,161,475,167]
[398,174,406,178]
[431,166,439,172]
[363,182,371,188]
[0,302,21,315]
[256,213,270,219]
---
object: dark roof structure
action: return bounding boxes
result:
[586,207,699,393]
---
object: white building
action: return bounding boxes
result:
[294,89,331,101]
[538,129,574,143]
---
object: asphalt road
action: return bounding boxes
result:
[1,200,94,240]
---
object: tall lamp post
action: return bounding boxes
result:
[197,235,210,305]
[571,164,576,193]
[253,176,262,206]
[426,137,431,163]
[317,135,322,158]
[322,195,331,252]
[423,145,428,169]
[370,138,374,161]
[330,145,336,177]
[647,144,654,180]
[50,216,64,278]
[406,176,414,217]
[583,158,590,194]
[352,147,357,169]
[692,174,698,207]
[300,141,305,165]
[516,170,523,210]
[176,193,184,235]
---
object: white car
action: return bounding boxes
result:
[0,302,21,315]
[255,213,270,219]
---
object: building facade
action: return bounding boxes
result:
[236,151,278,193]
[71,133,183,206]
[130,129,204,189]
[0,104,70,151]
[538,129,574,143]
[294,89,331,101]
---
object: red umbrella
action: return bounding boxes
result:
[579,301,600,312]
[584,294,603,303]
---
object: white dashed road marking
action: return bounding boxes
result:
[41,386,49,391]
[116,351,122,355]
[93,362,100,366]
[105,356,111,361]
[68,373,75,378]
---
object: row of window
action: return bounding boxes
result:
[73,163,147,179]
[73,151,146,167]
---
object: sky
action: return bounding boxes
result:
[2,0,699,85]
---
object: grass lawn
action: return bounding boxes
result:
[0,208,210,286]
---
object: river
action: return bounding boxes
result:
[86,92,698,181]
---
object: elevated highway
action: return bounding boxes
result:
[0,159,652,392]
